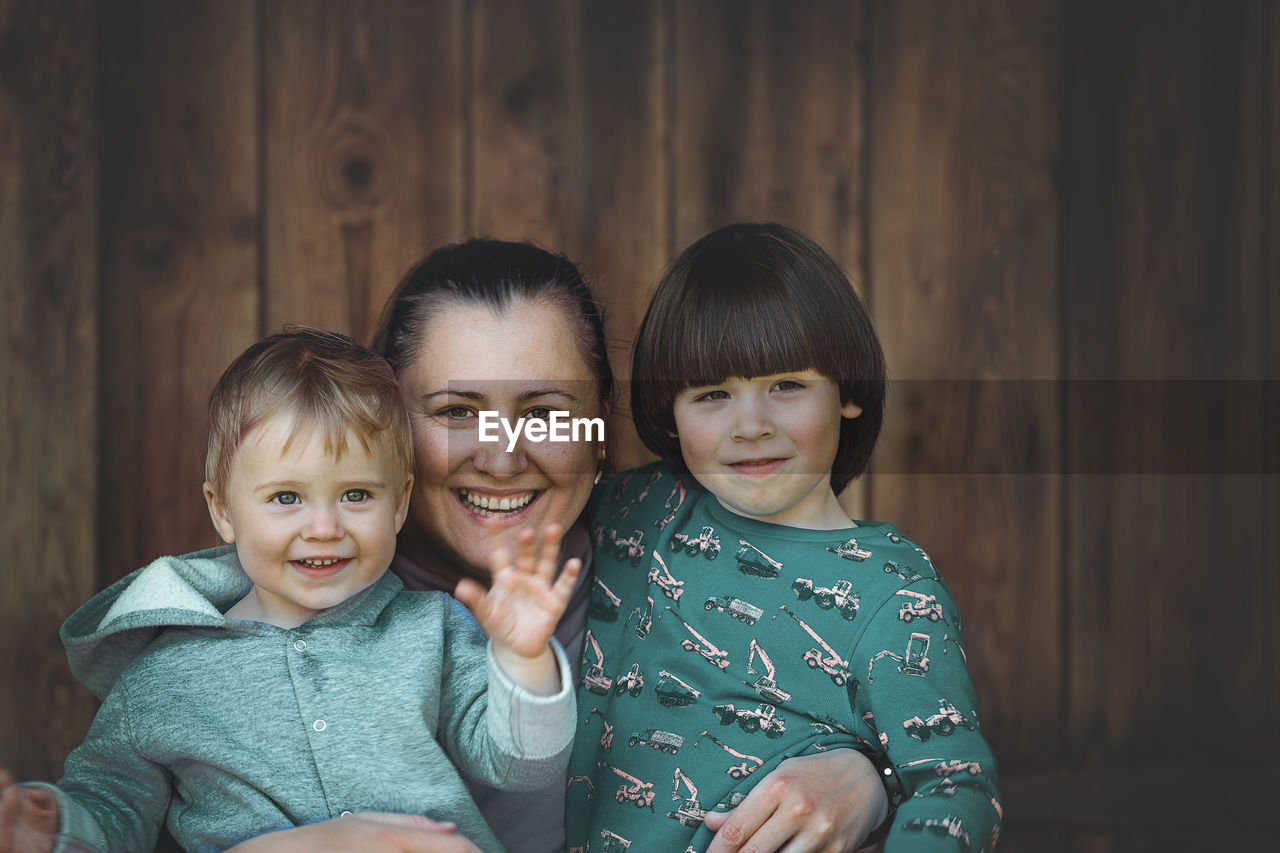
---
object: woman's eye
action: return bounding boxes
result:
[526,407,553,421]
[692,389,729,403]
[271,492,300,506]
[342,489,370,503]
[438,406,475,420]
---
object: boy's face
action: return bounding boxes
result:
[204,412,412,627]
[672,370,861,529]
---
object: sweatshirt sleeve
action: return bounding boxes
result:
[853,579,1003,853]
[434,597,576,792]
[44,681,169,853]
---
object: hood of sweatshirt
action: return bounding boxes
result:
[60,545,252,699]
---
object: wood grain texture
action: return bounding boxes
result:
[868,0,1062,766]
[472,0,667,470]
[264,0,466,339]
[0,0,97,778]
[1063,0,1271,769]
[671,0,870,513]
[98,0,258,582]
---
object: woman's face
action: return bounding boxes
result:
[398,298,604,579]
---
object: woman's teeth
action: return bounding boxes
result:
[460,490,535,516]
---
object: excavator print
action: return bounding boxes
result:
[584,706,615,750]
[581,629,615,695]
[743,638,792,703]
[655,480,687,530]
[867,632,931,683]
[624,595,654,639]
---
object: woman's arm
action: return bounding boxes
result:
[224,814,481,853]
[701,749,889,853]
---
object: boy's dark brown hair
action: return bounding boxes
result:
[205,327,414,495]
[631,222,885,493]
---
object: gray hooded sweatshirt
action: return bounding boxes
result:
[40,546,575,853]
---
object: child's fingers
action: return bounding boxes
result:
[452,578,488,623]
[486,543,514,579]
[533,523,565,581]
[552,557,583,601]
[503,527,536,575]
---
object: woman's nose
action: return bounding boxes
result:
[471,437,530,478]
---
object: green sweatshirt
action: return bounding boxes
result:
[566,464,1001,853]
[38,546,575,853]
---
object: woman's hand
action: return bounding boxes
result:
[225,813,482,853]
[702,749,889,853]
[0,768,58,853]
[454,523,582,694]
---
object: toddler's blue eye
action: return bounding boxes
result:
[343,489,370,503]
[272,492,299,505]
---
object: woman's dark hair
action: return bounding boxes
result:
[631,222,885,493]
[372,238,613,406]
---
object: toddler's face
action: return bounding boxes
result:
[205,413,411,626]
[671,370,861,530]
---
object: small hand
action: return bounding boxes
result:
[702,750,888,853]
[0,768,58,853]
[453,523,582,689]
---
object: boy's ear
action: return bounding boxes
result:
[840,400,863,420]
[393,475,414,533]
[203,482,237,544]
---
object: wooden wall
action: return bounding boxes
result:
[1,1,1274,849]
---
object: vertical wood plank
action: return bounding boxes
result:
[1270,0,1280,734]
[98,0,259,581]
[472,0,667,469]
[264,0,466,340]
[672,0,869,510]
[1063,0,1271,773]
[0,0,97,778]
[868,0,1062,766]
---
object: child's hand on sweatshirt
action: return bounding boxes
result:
[0,768,57,853]
[454,523,582,695]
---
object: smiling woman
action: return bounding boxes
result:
[378,244,610,592]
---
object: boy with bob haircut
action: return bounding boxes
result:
[0,327,580,853]
[567,223,1000,851]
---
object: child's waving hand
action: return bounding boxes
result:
[0,767,57,853]
[453,523,582,695]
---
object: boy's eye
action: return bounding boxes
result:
[342,489,370,503]
[772,379,804,391]
[692,389,729,402]
[271,492,300,506]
